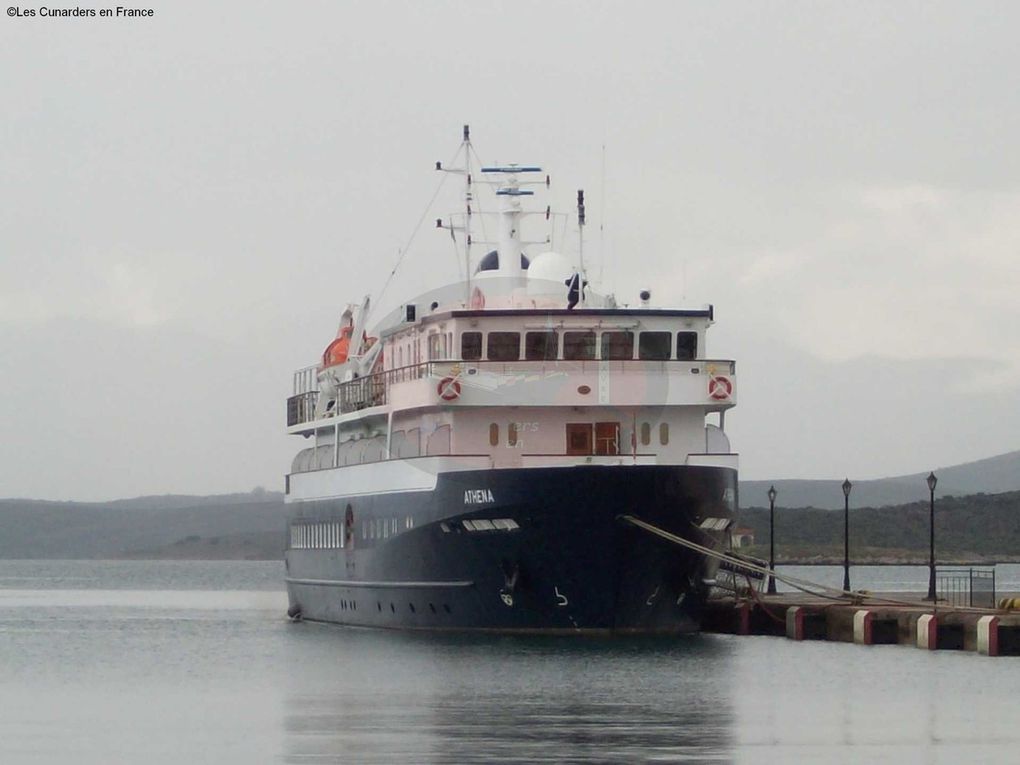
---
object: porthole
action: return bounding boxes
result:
[443,604,452,614]
[429,603,436,613]
[489,423,499,447]
[409,603,416,613]
[390,603,395,613]
[659,422,669,445]
[377,602,382,611]
[508,422,518,447]
[640,422,651,446]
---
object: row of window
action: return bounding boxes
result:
[291,522,345,550]
[488,422,537,447]
[456,330,698,362]
[565,421,669,456]
[639,422,671,447]
[483,421,671,453]
[362,516,415,541]
[291,515,416,548]
[437,518,518,533]
[291,426,453,473]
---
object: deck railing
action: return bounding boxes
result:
[287,358,737,427]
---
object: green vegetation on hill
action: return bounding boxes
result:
[0,491,286,560]
[736,489,1020,563]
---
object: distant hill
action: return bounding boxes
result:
[740,449,1020,510]
[3,449,1020,560]
[0,491,286,560]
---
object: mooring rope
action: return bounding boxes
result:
[619,514,1001,614]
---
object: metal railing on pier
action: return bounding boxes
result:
[937,567,996,608]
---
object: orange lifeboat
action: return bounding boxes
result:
[322,326,353,368]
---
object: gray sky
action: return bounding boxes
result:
[3,1,1019,500]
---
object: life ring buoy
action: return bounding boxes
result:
[437,377,461,401]
[708,375,732,400]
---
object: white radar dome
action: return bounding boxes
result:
[527,251,574,283]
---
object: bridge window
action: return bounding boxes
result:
[427,333,451,360]
[563,331,596,360]
[525,331,558,360]
[461,332,482,360]
[639,332,671,360]
[600,331,634,360]
[488,332,521,361]
[426,425,451,455]
[594,422,620,455]
[677,332,698,360]
[566,423,593,455]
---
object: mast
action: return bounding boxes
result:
[462,125,473,302]
[436,125,477,304]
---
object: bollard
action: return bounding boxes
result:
[977,615,999,657]
[917,614,938,650]
[853,610,873,644]
[736,600,751,636]
[786,606,804,640]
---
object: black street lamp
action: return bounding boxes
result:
[767,485,778,594]
[842,478,852,592]
[926,471,938,601]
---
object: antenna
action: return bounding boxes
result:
[599,143,606,287]
[577,189,586,307]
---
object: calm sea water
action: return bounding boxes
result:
[2,560,1019,764]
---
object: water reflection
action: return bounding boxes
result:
[282,628,737,763]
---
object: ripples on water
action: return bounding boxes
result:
[1,560,1019,764]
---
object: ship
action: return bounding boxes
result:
[283,126,738,633]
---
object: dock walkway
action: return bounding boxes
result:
[702,592,1020,656]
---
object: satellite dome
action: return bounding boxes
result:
[526,251,573,283]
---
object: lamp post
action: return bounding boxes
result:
[842,478,852,593]
[767,485,778,594]
[926,471,938,601]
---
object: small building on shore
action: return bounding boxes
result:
[731,527,756,548]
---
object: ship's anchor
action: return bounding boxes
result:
[499,560,519,607]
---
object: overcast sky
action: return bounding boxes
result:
[3,1,1019,500]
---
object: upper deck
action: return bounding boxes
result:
[287,306,735,434]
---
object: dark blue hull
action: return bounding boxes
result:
[285,465,736,634]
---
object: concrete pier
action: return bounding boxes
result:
[702,592,1020,656]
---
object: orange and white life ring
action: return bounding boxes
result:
[437,377,461,401]
[708,375,733,400]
